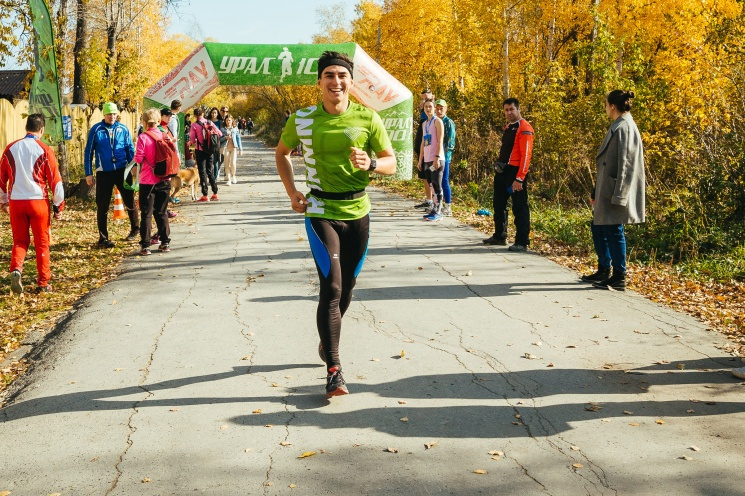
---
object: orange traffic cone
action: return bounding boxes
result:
[113,186,127,221]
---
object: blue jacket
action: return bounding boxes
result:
[84,121,135,176]
[220,127,243,151]
[443,116,456,160]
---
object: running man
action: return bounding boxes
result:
[275,50,396,398]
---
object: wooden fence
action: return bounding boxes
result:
[0,99,138,182]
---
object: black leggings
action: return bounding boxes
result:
[96,168,138,241]
[424,161,444,204]
[139,180,171,248]
[306,215,370,368]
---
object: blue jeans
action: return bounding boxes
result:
[591,222,626,274]
[442,154,452,204]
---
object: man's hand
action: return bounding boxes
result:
[85,175,94,186]
[512,180,523,192]
[349,147,371,170]
[289,190,307,213]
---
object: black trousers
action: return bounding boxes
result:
[139,180,171,248]
[306,215,370,369]
[194,149,218,196]
[96,168,138,241]
[493,166,531,246]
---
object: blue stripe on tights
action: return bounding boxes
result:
[353,219,370,278]
[305,217,331,278]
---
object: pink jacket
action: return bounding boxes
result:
[135,127,166,185]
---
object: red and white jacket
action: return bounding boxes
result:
[506,119,535,182]
[0,135,65,209]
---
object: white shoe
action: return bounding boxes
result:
[232,177,237,184]
[226,179,231,186]
[733,367,745,380]
[442,203,452,216]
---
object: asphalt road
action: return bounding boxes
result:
[1,137,744,496]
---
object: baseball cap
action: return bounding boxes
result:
[160,108,173,116]
[102,102,119,115]
[435,99,447,106]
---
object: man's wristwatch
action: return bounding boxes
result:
[368,158,377,172]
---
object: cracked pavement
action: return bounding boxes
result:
[1,138,744,495]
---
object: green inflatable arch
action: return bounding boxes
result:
[144,42,413,179]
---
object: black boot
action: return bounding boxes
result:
[581,267,611,283]
[593,270,626,291]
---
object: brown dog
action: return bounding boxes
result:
[170,166,200,201]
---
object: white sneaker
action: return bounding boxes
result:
[442,203,452,216]
[226,180,231,186]
[232,177,237,184]
[733,367,745,380]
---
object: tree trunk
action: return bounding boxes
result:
[105,23,117,82]
[586,0,600,94]
[72,0,86,104]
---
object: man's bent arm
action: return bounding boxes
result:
[275,141,307,213]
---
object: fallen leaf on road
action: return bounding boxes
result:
[623,410,634,415]
[385,447,399,453]
[687,409,695,413]
[264,481,273,486]
[689,446,701,451]
[488,450,504,456]
[629,422,640,426]
[523,353,538,360]
[0,491,11,496]
[403,339,415,343]
[547,362,555,367]
[289,484,297,489]
[473,469,487,474]
[678,456,693,461]
[532,341,542,346]
[398,400,407,404]
[241,356,250,360]
[400,417,409,422]
[491,456,501,461]
[265,424,273,428]
[280,442,292,446]
[656,419,666,425]
[371,358,380,361]
[220,425,228,430]
[634,330,650,335]
[400,350,405,357]
[114,368,124,372]
[654,360,670,364]
[271,383,280,387]
[142,478,151,483]
[252,409,262,414]
[465,270,473,276]
[601,419,611,422]
[566,345,577,349]
[297,451,317,458]
[572,463,583,469]
[585,403,602,412]
[169,408,179,412]
[424,442,438,449]
[677,364,686,370]
[570,446,580,451]
[418,267,423,270]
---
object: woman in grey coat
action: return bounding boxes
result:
[581,90,645,290]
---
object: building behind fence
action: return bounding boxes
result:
[0,99,138,183]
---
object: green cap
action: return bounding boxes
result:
[102,102,119,115]
[435,99,447,106]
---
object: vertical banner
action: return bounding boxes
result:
[28,0,63,145]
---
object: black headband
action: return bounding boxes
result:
[317,58,353,79]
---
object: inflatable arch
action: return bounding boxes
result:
[144,42,413,179]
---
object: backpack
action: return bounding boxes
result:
[144,129,179,178]
[196,120,220,154]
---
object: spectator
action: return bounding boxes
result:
[167,99,182,146]
[583,90,646,291]
[246,117,254,136]
[0,114,65,294]
[189,107,221,202]
[417,99,445,221]
[435,99,456,216]
[134,108,172,256]
[220,114,243,185]
[414,89,434,210]
[84,102,139,248]
[208,107,223,180]
[483,98,534,252]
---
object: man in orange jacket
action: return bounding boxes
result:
[483,98,534,251]
[0,114,65,294]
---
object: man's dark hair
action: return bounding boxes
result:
[194,108,203,117]
[424,98,434,103]
[421,89,432,95]
[503,98,520,108]
[170,99,182,111]
[317,51,354,80]
[285,110,291,116]
[25,114,45,132]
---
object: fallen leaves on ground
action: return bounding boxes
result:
[384,447,399,453]
[297,451,316,459]
[424,442,438,449]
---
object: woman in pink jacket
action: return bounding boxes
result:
[134,108,171,256]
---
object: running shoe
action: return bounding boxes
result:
[422,207,437,219]
[508,244,528,252]
[425,212,443,222]
[140,247,152,256]
[482,235,507,246]
[35,285,52,293]
[197,196,209,202]
[167,210,178,219]
[158,243,171,253]
[10,270,22,294]
[150,234,160,246]
[325,366,349,398]
[442,204,452,217]
[415,199,433,209]
[210,194,219,201]
[98,238,115,249]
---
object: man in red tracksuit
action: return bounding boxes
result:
[0,114,65,294]
[483,98,535,251]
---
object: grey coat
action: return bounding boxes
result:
[593,113,646,225]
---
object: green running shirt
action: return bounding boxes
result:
[280,101,392,220]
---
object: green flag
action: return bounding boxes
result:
[28,0,63,145]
